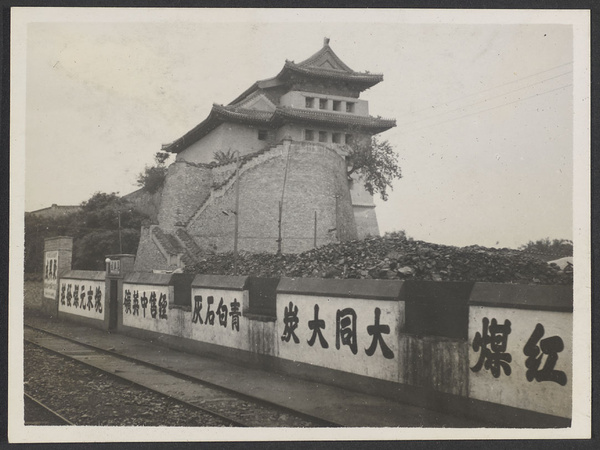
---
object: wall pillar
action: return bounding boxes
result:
[42,236,73,317]
[104,254,135,331]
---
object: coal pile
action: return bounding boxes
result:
[184,236,572,285]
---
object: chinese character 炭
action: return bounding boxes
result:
[281,302,300,344]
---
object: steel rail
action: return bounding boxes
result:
[24,324,336,427]
[24,392,74,426]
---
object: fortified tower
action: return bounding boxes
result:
[134,39,395,271]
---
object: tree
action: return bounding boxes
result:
[519,238,573,257]
[345,136,402,201]
[24,192,149,273]
[137,151,170,193]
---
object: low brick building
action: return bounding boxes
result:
[134,39,396,271]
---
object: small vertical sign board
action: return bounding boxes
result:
[42,237,73,316]
[276,278,404,382]
[43,251,58,299]
[468,283,573,420]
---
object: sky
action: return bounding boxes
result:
[20,9,578,249]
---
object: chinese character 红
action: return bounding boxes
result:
[523,323,567,386]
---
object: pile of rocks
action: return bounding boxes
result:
[184,235,572,285]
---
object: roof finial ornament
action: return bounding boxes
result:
[323,37,330,46]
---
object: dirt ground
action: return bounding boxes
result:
[23,280,43,313]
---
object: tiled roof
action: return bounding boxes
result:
[228,43,382,107]
[164,104,395,154]
[296,43,354,72]
[279,61,383,86]
[272,107,395,132]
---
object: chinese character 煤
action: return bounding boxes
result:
[471,317,512,377]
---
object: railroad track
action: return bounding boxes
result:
[24,393,74,426]
[24,324,334,428]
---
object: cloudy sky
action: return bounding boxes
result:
[16,9,583,249]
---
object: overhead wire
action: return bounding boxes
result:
[395,70,572,130]
[403,83,572,135]
[394,61,573,121]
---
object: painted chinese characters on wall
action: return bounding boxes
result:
[43,251,59,299]
[123,289,168,320]
[468,306,572,418]
[189,288,249,351]
[277,295,402,382]
[58,279,105,320]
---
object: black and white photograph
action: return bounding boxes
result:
[8,7,591,442]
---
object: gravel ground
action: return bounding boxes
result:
[24,340,321,427]
[24,342,234,427]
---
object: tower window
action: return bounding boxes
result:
[319,131,328,143]
[346,102,355,113]
[305,129,315,141]
[305,97,315,108]
[332,100,342,111]
[258,130,268,141]
[319,98,328,110]
[332,133,342,143]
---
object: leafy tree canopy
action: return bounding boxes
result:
[518,238,573,257]
[137,151,171,194]
[25,192,149,272]
[345,136,402,201]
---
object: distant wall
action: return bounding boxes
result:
[157,161,213,229]
[186,142,357,254]
[177,123,269,165]
[467,283,573,419]
[48,253,573,425]
[59,271,106,321]
[133,226,168,272]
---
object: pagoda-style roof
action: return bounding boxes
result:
[164,104,395,154]
[229,39,383,106]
